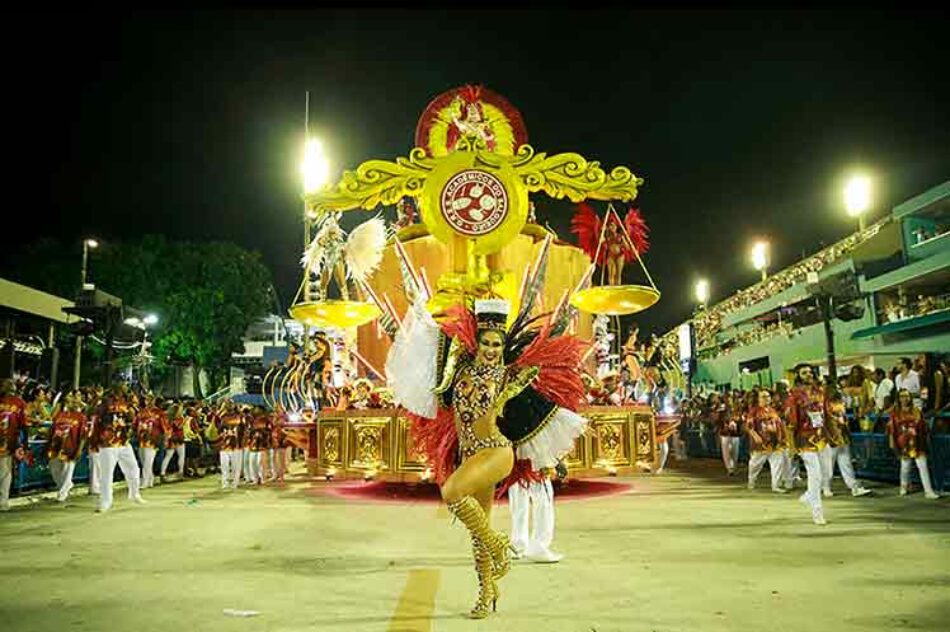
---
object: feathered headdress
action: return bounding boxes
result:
[459,84,483,104]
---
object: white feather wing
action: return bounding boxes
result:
[345,217,389,282]
[301,235,324,274]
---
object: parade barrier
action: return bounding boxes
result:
[13,440,211,496]
[681,412,949,492]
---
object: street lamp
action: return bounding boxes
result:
[139,314,158,390]
[694,278,710,308]
[751,240,770,282]
[74,237,100,389]
[81,238,99,287]
[844,175,872,232]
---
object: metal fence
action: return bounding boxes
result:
[679,413,949,492]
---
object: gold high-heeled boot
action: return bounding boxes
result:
[446,496,513,579]
[469,539,498,619]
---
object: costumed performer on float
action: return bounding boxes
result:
[386,288,588,618]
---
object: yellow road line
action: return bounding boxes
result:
[388,568,440,632]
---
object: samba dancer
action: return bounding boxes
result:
[387,296,587,619]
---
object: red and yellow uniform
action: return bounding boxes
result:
[93,397,134,448]
[48,410,85,462]
[745,405,786,453]
[249,415,272,452]
[887,408,928,459]
[271,412,289,449]
[786,385,828,452]
[134,407,165,449]
[0,394,27,457]
[786,382,829,522]
[216,413,245,452]
[216,410,246,488]
[163,413,187,449]
[825,401,852,448]
[715,401,742,437]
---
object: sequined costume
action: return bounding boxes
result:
[386,297,587,618]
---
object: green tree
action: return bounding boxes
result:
[6,236,274,397]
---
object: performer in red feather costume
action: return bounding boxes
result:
[571,203,650,285]
[386,294,588,619]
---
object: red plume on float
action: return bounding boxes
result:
[570,202,603,263]
[623,207,650,258]
[460,84,483,104]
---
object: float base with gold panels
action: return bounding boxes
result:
[307,405,680,480]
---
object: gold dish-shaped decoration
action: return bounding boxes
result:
[570,285,660,316]
[289,300,381,329]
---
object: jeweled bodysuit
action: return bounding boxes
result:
[452,363,512,459]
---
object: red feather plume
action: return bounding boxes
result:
[570,202,603,264]
[460,84,482,104]
[405,406,458,485]
[623,207,650,258]
[495,458,546,499]
[513,323,588,411]
[439,304,477,355]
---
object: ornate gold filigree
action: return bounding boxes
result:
[506,145,642,202]
[305,143,642,215]
[324,427,340,463]
[305,147,436,214]
[598,423,622,460]
[356,425,382,463]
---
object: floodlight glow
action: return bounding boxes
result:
[143,314,158,326]
[750,241,769,272]
[694,279,710,305]
[85,238,99,249]
[844,175,872,217]
[301,138,330,194]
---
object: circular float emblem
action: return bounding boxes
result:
[440,170,509,236]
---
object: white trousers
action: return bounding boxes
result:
[138,447,156,488]
[0,455,12,508]
[219,450,243,488]
[242,449,253,483]
[266,449,276,478]
[89,450,101,494]
[49,459,76,500]
[160,445,185,477]
[97,445,141,511]
[783,449,800,487]
[274,447,289,480]
[799,451,824,521]
[748,451,785,490]
[672,433,688,461]
[900,456,936,495]
[719,436,740,473]
[819,445,859,491]
[657,438,670,472]
[508,479,556,555]
[248,451,263,484]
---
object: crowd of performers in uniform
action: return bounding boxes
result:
[0,378,315,512]
[674,361,941,526]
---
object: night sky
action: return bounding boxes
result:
[10,9,949,336]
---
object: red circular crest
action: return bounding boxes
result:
[440,170,509,236]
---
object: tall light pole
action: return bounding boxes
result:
[751,240,770,282]
[687,278,710,399]
[300,137,330,302]
[844,175,872,232]
[140,313,158,390]
[73,238,99,389]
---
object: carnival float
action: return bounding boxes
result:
[269,85,678,480]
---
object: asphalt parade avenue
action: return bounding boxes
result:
[2,460,947,632]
